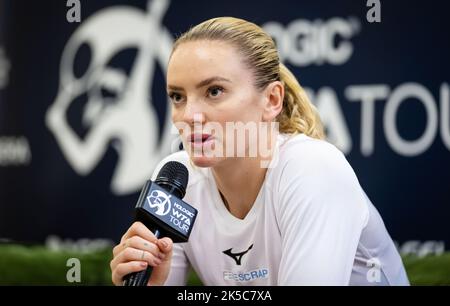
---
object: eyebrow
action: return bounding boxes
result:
[167,76,232,91]
[195,76,232,89]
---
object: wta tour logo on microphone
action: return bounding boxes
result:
[147,190,172,216]
[144,183,196,235]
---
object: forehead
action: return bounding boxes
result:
[167,40,252,86]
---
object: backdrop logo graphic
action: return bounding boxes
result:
[263,17,361,67]
[147,189,172,216]
[305,83,450,156]
[46,0,177,195]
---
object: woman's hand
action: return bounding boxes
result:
[110,221,173,286]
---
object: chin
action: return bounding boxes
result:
[185,140,225,168]
[190,155,219,168]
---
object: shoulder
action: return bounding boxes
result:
[271,134,368,219]
[280,133,345,164]
[274,133,354,184]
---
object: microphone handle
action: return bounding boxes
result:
[123,229,161,286]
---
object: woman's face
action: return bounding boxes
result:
[167,40,275,168]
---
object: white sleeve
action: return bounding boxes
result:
[164,244,190,286]
[276,141,369,285]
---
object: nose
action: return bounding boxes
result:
[182,101,206,126]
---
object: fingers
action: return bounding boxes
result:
[114,235,166,260]
[111,222,175,286]
[111,247,163,271]
[114,221,160,258]
[121,222,158,244]
[111,261,148,286]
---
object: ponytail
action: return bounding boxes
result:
[277,63,324,139]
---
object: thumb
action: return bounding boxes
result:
[157,237,173,255]
[147,237,173,286]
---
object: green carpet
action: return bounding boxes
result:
[0,244,448,285]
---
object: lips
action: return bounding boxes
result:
[189,133,212,143]
[188,133,215,149]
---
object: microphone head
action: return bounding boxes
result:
[154,161,189,199]
[134,161,197,243]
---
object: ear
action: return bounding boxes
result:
[262,81,284,121]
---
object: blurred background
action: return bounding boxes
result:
[0,0,449,285]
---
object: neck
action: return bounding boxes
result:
[212,158,267,219]
[211,132,277,219]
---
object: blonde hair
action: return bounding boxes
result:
[172,17,325,139]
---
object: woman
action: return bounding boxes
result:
[110,17,409,285]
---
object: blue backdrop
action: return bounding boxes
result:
[0,0,449,254]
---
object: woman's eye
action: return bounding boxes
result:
[207,86,224,98]
[169,92,183,104]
